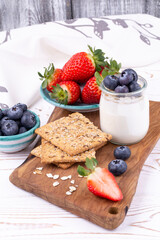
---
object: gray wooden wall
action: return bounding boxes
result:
[0,0,160,31]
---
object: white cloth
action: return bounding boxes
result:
[0,13,160,108]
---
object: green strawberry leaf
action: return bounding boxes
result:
[77,165,90,176]
[38,63,55,83]
[50,84,68,105]
[42,79,48,89]
[88,45,106,71]
[101,59,121,79]
[38,72,44,79]
[95,71,103,86]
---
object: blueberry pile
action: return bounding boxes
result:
[0,103,37,136]
[108,146,131,176]
[103,69,141,93]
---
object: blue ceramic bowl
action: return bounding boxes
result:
[0,111,40,153]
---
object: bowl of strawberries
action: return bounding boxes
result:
[39,46,121,112]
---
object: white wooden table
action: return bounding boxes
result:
[0,98,160,240]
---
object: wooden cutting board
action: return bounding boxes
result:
[9,101,160,230]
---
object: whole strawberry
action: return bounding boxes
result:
[61,45,106,84]
[81,73,103,104]
[50,81,81,105]
[77,158,123,201]
[38,63,63,92]
[82,58,122,104]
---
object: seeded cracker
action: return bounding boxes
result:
[35,112,112,156]
[41,139,96,163]
[31,145,74,169]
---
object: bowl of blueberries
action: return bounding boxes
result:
[0,103,40,153]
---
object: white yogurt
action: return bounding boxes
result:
[100,76,149,145]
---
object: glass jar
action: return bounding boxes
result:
[99,76,149,145]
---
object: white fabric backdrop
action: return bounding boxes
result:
[0,14,160,108]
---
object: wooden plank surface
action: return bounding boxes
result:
[9,101,160,230]
[1,98,160,239]
[0,0,160,31]
[71,0,146,18]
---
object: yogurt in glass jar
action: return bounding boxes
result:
[99,76,149,145]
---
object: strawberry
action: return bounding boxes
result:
[38,63,63,92]
[81,75,102,104]
[50,81,81,105]
[77,158,123,201]
[61,45,106,84]
[81,59,122,104]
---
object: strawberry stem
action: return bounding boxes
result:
[102,59,122,78]
[50,84,68,105]
[38,63,55,89]
[88,45,106,72]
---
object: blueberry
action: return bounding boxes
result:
[119,69,138,85]
[103,75,119,90]
[0,109,3,120]
[114,146,131,160]
[0,116,10,127]
[115,85,129,93]
[129,81,141,92]
[19,126,27,134]
[21,111,36,129]
[1,120,19,136]
[108,159,127,176]
[7,106,23,120]
[0,130,3,136]
[2,108,9,116]
[16,120,21,127]
[13,103,27,111]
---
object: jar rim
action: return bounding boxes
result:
[100,75,147,97]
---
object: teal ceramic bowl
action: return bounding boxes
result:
[0,111,40,153]
[40,85,99,112]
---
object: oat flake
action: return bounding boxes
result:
[36,167,43,171]
[46,173,53,178]
[66,191,72,195]
[53,174,59,180]
[53,181,59,187]
[69,186,76,192]
[70,180,75,184]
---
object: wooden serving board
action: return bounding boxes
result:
[9,101,160,230]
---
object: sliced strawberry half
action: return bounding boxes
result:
[77,158,123,202]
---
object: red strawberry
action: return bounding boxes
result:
[61,45,106,84]
[81,57,122,104]
[81,73,103,104]
[77,158,123,202]
[38,63,63,92]
[50,81,81,105]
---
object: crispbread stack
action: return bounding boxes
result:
[31,112,112,169]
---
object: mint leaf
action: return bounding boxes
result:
[77,165,90,176]
[85,157,98,170]
[91,157,98,167]
[85,157,94,170]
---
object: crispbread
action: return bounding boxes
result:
[35,112,112,156]
[41,139,96,163]
[31,145,74,169]
[31,145,42,158]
